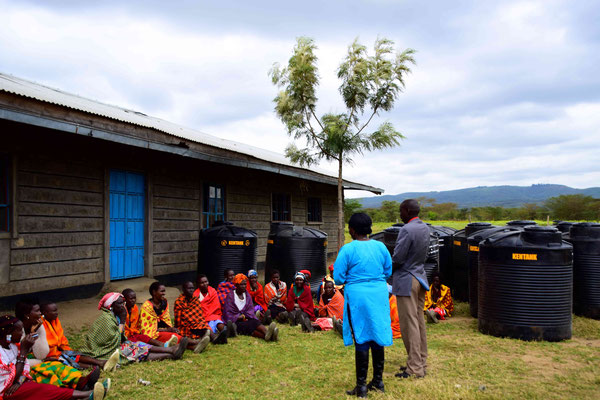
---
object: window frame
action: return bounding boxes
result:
[306,197,322,223]
[271,193,292,222]
[202,183,226,228]
[0,152,17,239]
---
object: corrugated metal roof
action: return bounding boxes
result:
[0,72,382,193]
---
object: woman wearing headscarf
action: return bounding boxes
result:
[334,213,393,398]
[222,274,278,341]
[246,270,271,324]
[0,315,106,400]
[80,293,188,365]
[285,272,316,332]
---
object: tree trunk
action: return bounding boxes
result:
[337,156,345,251]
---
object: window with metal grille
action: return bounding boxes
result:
[307,197,322,222]
[272,193,291,221]
[202,183,225,228]
[0,154,9,232]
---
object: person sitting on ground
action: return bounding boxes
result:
[222,274,278,341]
[140,282,209,353]
[0,315,107,400]
[216,269,236,308]
[388,286,402,339]
[194,275,232,338]
[40,301,113,371]
[121,289,173,347]
[313,280,344,333]
[80,293,188,365]
[15,299,104,391]
[246,270,271,324]
[174,281,227,345]
[317,265,345,301]
[263,269,288,323]
[424,272,454,323]
[285,272,316,332]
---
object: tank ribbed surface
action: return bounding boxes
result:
[453,223,493,302]
[467,226,518,318]
[565,222,600,319]
[478,226,573,341]
[197,223,258,286]
[430,226,458,289]
[265,223,327,293]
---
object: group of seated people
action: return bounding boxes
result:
[0,266,454,399]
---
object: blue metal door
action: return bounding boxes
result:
[109,170,145,280]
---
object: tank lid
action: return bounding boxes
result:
[506,220,537,227]
[569,222,600,238]
[522,225,562,246]
[468,226,516,241]
[202,223,257,238]
[555,221,574,233]
[465,222,493,236]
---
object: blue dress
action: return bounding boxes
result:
[334,239,393,347]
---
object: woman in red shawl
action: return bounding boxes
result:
[194,275,231,337]
[246,270,271,324]
[285,272,316,332]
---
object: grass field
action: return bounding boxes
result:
[66,301,600,400]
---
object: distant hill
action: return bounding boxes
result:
[356,184,600,209]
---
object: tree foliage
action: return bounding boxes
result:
[343,199,364,223]
[270,37,416,248]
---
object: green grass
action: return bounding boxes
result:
[67,303,600,400]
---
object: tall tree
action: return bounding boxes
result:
[270,37,416,249]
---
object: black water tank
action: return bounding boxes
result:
[384,224,438,283]
[265,223,327,293]
[478,226,573,341]
[429,226,457,289]
[467,226,519,318]
[197,222,258,286]
[555,221,574,233]
[566,223,600,319]
[506,220,537,228]
[453,223,493,302]
[369,231,385,242]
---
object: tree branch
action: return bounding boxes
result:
[305,111,337,160]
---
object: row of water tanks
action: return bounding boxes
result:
[446,220,599,342]
[197,222,327,293]
[372,220,599,342]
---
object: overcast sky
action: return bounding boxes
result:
[1,0,598,198]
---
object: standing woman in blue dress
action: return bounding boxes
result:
[334,213,393,398]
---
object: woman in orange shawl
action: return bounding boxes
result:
[313,280,344,332]
[139,282,206,353]
[40,302,110,370]
[388,294,402,339]
[263,269,288,322]
[246,270,271,324]
[121,289,171,347]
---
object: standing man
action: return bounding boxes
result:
[392,199,430,379]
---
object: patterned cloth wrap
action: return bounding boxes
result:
[29,361,82,388]
[216,281,236,308]
[119,342,150,363]
[173,294,209,339]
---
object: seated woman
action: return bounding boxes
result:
[0,315,107,400]
[313,280,344,333]
[246,270,271,324]
[216,269,236,308]
[79,293,188,366]
[139,282,207,353]
[285,272,316,332]
[40,301,113,371]
[121,289,175,347]
[388,286,402,339]
[223,274,278,341]
[174,282,226,345]
[15,300,104,391]
[263,270,288,323]
[424,272,454,323]
[194,275,232,337]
